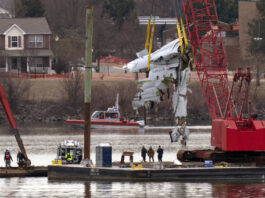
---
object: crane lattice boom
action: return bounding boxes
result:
[179,0,265,154]
[181,0,230,119]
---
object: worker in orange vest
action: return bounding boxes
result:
[4,149,13,168]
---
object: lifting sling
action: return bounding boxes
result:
[147,20,155,71]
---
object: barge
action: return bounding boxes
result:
[48,163,265,181]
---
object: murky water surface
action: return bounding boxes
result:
[0,124,265,197]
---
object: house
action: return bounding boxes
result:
[0,17,53,74]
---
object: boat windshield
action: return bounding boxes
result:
[58,147,82,159]
[58,147,74,158]
[105,112,118,119]
[92,111,119,120]
[92,111,105,119]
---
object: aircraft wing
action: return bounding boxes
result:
[124,39,181,72]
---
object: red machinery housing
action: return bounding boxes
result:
[181,0,265,154]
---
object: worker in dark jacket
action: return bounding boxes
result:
[17,151,26,167]
[147,147,154,162]
[4,149,13,168]
[157,145,164,162]
[141,146,147,162]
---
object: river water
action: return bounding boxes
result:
[0,124,265,197]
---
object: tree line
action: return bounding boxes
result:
[12,0,240,73]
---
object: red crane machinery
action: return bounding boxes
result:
[0,85,31,167]
[178,0,265,162]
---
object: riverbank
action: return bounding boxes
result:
[0,75,264,126]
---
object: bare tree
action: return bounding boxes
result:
[60,70,84,115]
[0,74,32,113]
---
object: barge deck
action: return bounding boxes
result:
[0,166,47,178]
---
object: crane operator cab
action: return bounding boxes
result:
[55,139,82,164]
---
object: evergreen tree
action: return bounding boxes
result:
[16,0,45,17]
[215,0,238,23]
[248,0,265,55]
[102,0,136,29]
[248,0,265,87]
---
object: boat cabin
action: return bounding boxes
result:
[91,109,121,121]
[56,140,82,164]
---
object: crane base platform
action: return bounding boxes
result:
[177,149,265,164]
[211,119,265,151]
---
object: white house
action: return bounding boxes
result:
[0,17,53,74]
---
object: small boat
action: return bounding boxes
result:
[53,139,82,165]
[66,94,144,129]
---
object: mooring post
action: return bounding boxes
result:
[84,6,93,160]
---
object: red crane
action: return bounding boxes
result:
[178,0,265,162]
[0,85,31,167]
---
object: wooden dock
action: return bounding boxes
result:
[48,164,265,181]
[0,166,47,178]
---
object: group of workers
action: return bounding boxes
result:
[4,149,74,167]
[4,147,164,167]
[141,145,164,163]
[3,149,26,168]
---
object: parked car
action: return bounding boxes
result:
[71,64,98,72]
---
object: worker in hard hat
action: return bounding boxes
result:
[4,149,13,168]
[65,151,73,164]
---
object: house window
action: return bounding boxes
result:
[8,36,21,48]
[29,35,43,48]
[11,36,18,47]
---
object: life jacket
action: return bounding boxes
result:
[5,154,10,159]
[65,153,72,160]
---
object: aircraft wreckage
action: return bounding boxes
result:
[123,38,193,146]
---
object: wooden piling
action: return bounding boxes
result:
[84,6,93,160]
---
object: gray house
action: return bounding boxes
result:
[0,17,53,74]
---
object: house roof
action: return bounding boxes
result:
[0,17,51,34]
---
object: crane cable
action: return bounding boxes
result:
[176,17,184,55]
[144,0,155,49]
[144,18,151,49]
[173,0,183,55]
[173,0,188,55]
[177,0,188,48]
[147,20,155,71]
[180,18,188,48]
[146,0,156,71]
